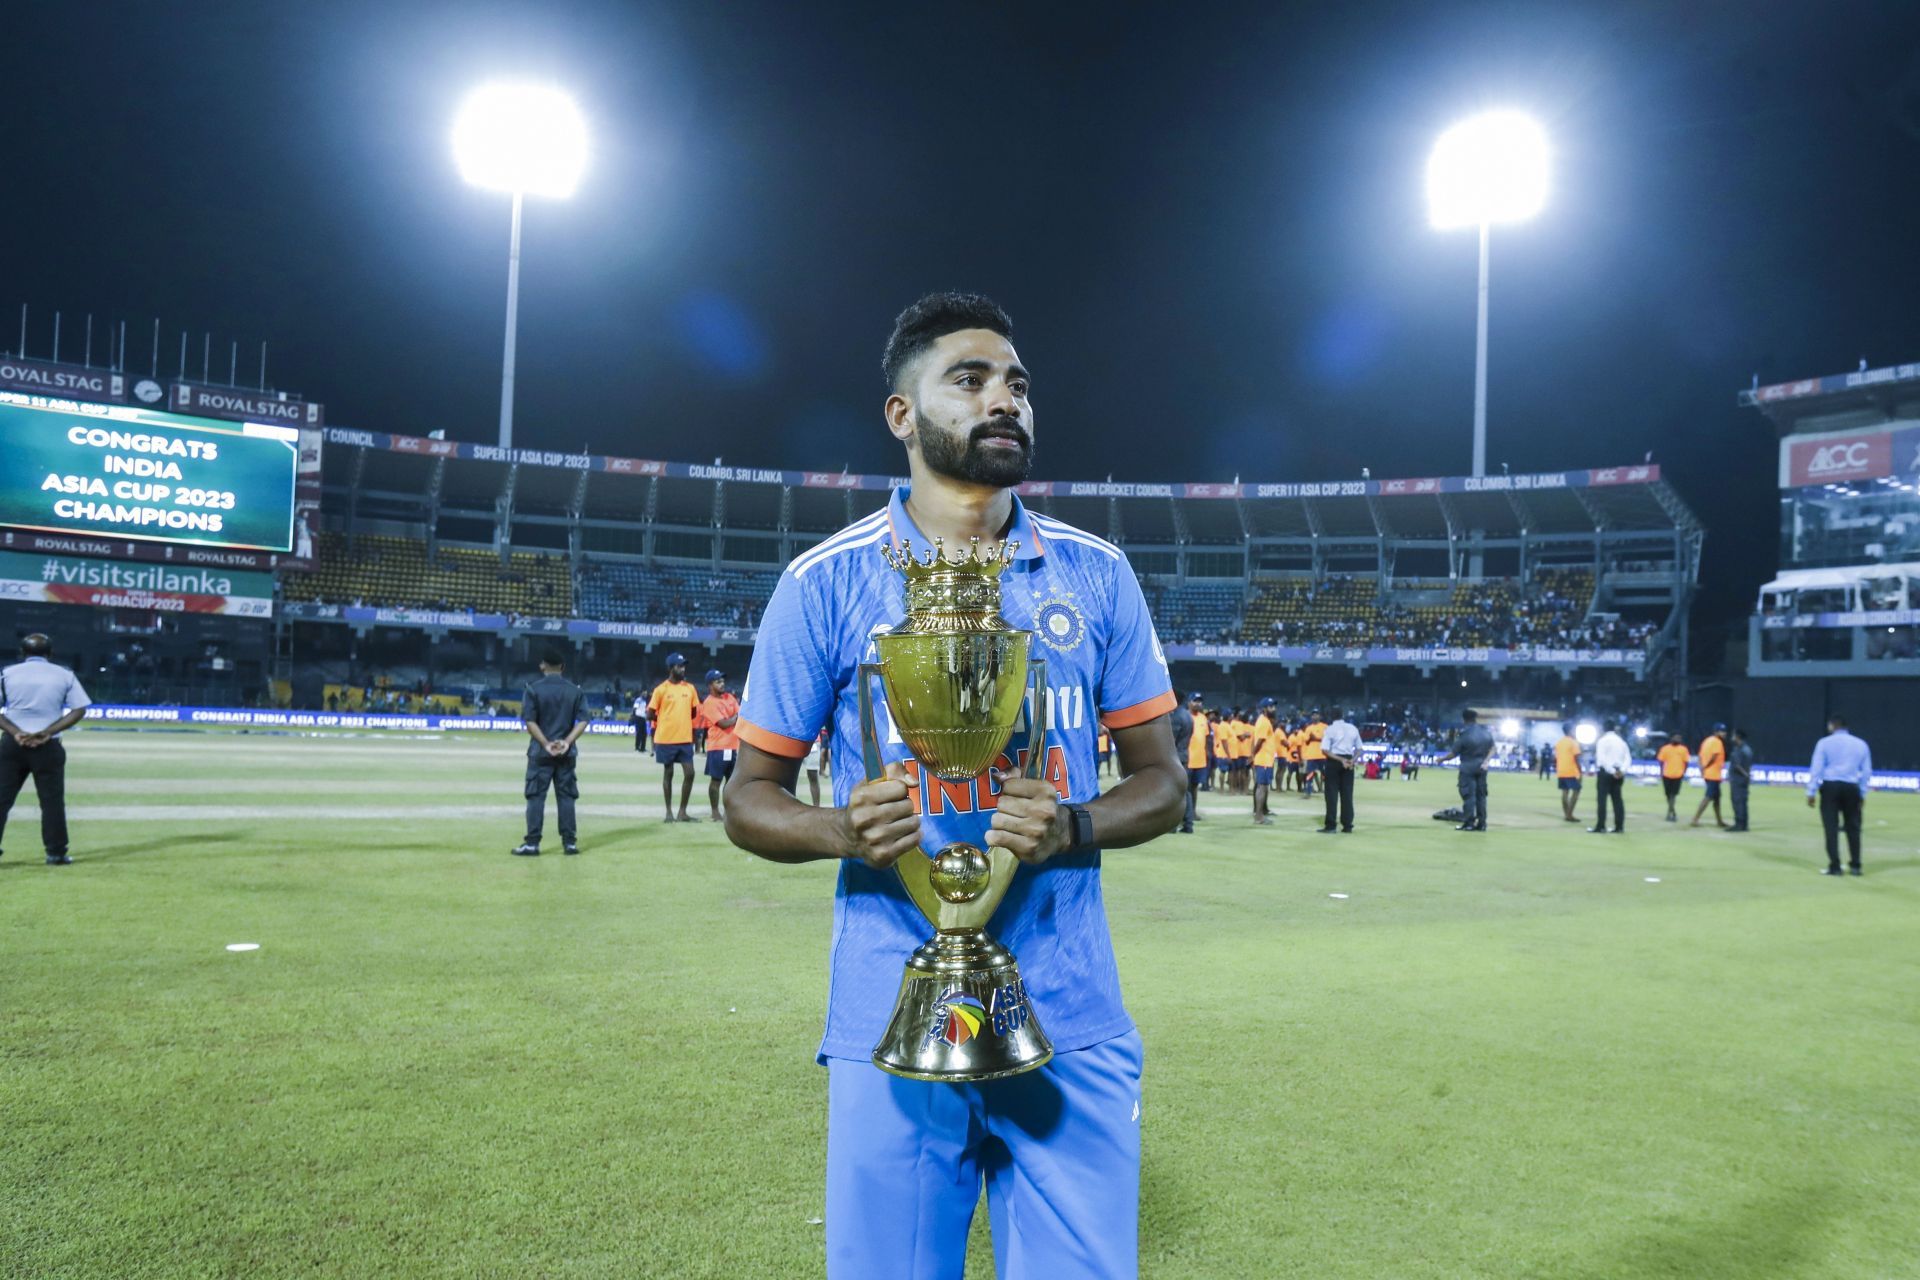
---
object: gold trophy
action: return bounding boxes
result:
[856,536,1054,1083]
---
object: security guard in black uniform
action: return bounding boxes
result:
[513,649,587,856]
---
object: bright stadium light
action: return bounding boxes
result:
[1426,111,1550,231]
[1574,722,1599,747]
[453,83,588,198]
[1499,717,1521,740]
[1633,725,1649,741]
[453,82,590,451]
[1426,110,1549,481]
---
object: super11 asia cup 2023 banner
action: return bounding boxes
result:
[0,394,299,553]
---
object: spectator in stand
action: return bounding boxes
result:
[1689,724,1729,829]
[1589,719,1630,834]
[1807,716,1872,876]
[1727,728,1753,832]
[1656,732,1691,823]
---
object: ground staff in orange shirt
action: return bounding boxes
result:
[1251,698,1278,824]
[695,668,740,823]
[1655,733,1691,822]
[1210,714,1231,793]
[1300,713,1326,797]
[1552,723,1584,822]
[1232,712,1251,792]
[647,651,700,822]
[1691,724,1729,829]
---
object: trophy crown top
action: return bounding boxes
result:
[880,536,1018,578]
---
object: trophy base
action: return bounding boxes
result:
[872,929,1054,1083]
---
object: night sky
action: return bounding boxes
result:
[8,1,1920,647]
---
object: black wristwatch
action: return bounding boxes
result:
[1064,804,1095,852]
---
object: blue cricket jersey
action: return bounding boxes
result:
[739,486,1177,1063]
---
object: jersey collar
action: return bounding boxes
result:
[884,485,1045,561]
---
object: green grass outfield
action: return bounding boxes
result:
[2,728,1916,1279]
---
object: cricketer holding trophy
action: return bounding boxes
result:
[725,293,1185,1279]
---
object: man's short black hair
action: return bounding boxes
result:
[20,633,51,658]
[539,648,565,669]
[882,292,1014,391]
[1732,727,1748,740]
[1326,707,1343,721]
[1828,714,1846,727]
[1562,721,1573,734]
[1461,709,1478,723]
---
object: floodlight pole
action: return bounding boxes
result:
[1472,220,1489,479]
[497,190,524,452]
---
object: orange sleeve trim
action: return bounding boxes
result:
[1100,689,1177,730]
[737,719,813,759]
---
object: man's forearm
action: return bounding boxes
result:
[725,779,851,864]
[564,721,587,748]
[1081,761,1184,849]
[524,721,551,748]
[45,708,85,737]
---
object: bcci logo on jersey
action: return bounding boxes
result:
[1034,597,1086,652]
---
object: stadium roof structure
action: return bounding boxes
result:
[1740,359,1920,435]
[321,424,1696,571]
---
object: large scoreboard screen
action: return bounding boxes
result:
[0,393,302,553]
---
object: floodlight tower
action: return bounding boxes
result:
[453,83,589,451]
[1426,110,1549,478]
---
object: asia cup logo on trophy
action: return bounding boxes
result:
[929,990,987,1047]
[855,535,1056,1083]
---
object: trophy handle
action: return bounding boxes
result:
[856,662,887,785]
[1025,653,1048,781]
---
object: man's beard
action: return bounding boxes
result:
[915,412,1035,488]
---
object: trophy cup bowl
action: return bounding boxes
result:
[857,536,1054,1083]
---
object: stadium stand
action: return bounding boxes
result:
[281,532,572,615]
[207,431,1701,714]
[1140,580,1245,643]
[575,562,780,627]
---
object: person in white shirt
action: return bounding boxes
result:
[1317,709,1362,834]
[0,634,93,865]
[1589,719,1631,834]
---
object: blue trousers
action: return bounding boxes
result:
[825,1030,1143,1279]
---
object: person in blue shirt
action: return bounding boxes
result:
[723,292,1186,1280]
[1806,715,1873,876]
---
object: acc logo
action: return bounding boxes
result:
[928,989,987,1047]
[1807,442,1870,476]
[1034,597,1086,652]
